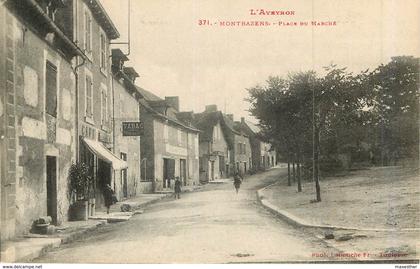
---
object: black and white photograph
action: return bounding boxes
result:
[0,0,419,267]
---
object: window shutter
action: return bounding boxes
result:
[45,61,57,117]
[86,76,92,117]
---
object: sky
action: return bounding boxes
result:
[100,0,419,122]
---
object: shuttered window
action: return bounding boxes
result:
[84,10,92,53]
[85,75,93,117]
[100,32,106,71]
[45,61,57,117]
[101,87,107,125]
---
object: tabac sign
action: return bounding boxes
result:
[122,121,144,136]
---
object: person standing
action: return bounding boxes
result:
[174,177,182,199]
[103,184,116,214]
[233,172,242,194]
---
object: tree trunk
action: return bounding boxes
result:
[287,158,291,186]
[292,158,296,183]
[314,127,321,202]
[297,152,302,192]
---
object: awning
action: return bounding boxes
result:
[83,138,128,170]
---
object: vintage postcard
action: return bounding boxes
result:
[0,0,419,267]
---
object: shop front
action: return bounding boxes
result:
[81,138,128,214]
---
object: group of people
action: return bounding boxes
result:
[102,170,244,213]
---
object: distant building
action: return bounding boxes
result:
[138,90,200,191]
[0,0,85,238]
[223,114,252,176]
[235,118,276,170]
[110,49,146,198]
[193,105,230,183]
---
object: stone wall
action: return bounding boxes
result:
[3,11,76,236]
[113,78,141,198]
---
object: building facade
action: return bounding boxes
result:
[139,91,200,191]
[73,0,129,212]
[110,50,145,198]
[1,0,85,238]
[223,114,252,176]
[193,107,230,183]
[236,118,277,171]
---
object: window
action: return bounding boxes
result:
[85,75,93,118]
[163,124,168,143]
[177,130,181,146]
[213,125,219,141]
[101,87,108,125]
[100,32,107,72]
[119,93,124,115]
[84,10,92,53]
[45,61,57,117]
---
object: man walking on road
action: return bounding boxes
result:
[174,177,182,199]
[233,172,243,194]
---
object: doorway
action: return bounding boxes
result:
[96,159,111,208]
[210,161,215,181]
[46,156,57,225]
[163,158,175,188]
[121,153,128,198]
[219,156,225,177]
[180,159,187,186]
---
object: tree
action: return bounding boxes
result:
[247,57,417,201]
[247,66,368,202]
[368,56,419,165]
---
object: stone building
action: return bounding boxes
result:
[0,0,85,238]
[138,91,200,191]
[192,106,231,183]
[223,114,252,176]
[110,49,146,199]
[72,0,129,212]
[235,118,277,170]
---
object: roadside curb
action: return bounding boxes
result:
[256,183,420,233]
[58,220,107,244]
[1,220,107,263]
[3,188,201,263]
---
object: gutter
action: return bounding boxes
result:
[72,57,86,162]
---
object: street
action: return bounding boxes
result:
[36,168,334,263]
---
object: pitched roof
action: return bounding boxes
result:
[176,111,194,126]
[245,120,261,134]
[136,86,200,133]
[86,0,120,39]
[136,87,163,101]
[222,114,243,136]
[193,111,223,142]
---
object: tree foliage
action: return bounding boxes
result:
[246,56,419,201]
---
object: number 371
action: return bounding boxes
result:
[198,19,210,25]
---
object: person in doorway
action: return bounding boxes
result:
[174,177,182,199]
[103,184,116,214]
[233,171,243,194]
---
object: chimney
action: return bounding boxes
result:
[165,96,179,111]
[205,104,218,112]
[123,67,139,83]
[111,49,129,74]
[226,114,234,121]
[241,117,245,124]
